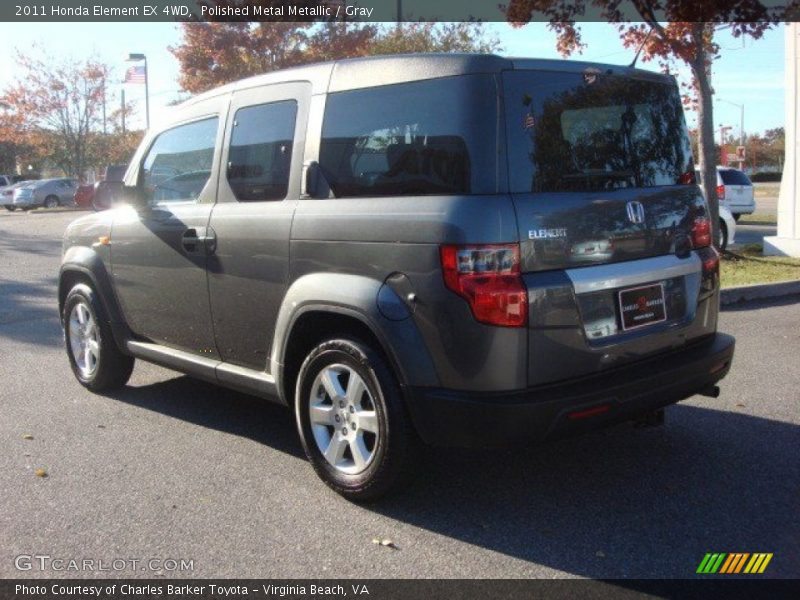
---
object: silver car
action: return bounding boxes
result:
[696,167,756,219]
[12,178,78,210]
[2,182,32,211]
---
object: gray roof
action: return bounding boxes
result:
[180,52,673,108]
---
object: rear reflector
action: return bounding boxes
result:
[710,361,728,374]
[567,404,611,420]
[440,244,527,327]
[716,184,725,200]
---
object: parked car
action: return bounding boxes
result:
[718,205,737,251]
[694,177,738,251]
[0,175,12,187]
[696,166,755,219]
[73,184,96,209]
[84,164,130,211]
[13,178,78,210]
[59,55,734,501]
[2,182,32,211]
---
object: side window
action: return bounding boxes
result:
[141,117,218,204]
[227,100,297,201]
[318,75,498,198]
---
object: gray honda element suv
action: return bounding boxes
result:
[60,54,735,501]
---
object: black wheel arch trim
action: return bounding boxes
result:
[271,273,440,405]
[59,246,132,353]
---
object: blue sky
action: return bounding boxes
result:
[0,22,785,136]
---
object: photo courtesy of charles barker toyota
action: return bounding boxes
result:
[59,54,734,502]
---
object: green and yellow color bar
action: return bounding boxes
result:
[696,553,773,574]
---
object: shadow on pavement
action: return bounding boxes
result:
[106,375,305,460]
[100,371,799,578]
[374,404,799,578]
[0,277,62,347]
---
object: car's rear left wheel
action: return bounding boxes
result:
[63,283,134,391]
[718,219,728,251]
[44,195,59,209]
[295,337,420,502]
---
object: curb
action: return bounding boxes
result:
[30,207,90,214]
[721,279,800,306]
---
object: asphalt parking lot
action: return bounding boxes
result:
[1,210,798,579]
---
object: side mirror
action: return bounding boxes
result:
[303,161,333,199]
[95,181,143,209]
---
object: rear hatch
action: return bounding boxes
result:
[718,167,754,211]
[503,66,719,386]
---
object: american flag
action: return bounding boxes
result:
[124,65,146,84]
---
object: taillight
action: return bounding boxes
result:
[691,217,712,248]
[701,245,720,274]
[440,244,527,327]
[678,170,695,185]
[716,184,725,200]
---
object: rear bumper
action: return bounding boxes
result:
[405,333,735,448]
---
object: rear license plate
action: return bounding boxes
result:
[618,283,667,331]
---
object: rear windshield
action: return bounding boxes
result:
[319,74,498,197]
[719,169,752,186]
[504,70,693,193]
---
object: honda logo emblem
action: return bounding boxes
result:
[626,201,645,224]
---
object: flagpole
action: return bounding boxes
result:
[144,56,150,131]
[126,53,149,131]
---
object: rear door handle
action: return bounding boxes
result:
[181,227,217,255]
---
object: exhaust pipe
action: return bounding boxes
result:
[700,385,721,398]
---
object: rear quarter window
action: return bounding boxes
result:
[319,74,498,197]
[719,169,752,186]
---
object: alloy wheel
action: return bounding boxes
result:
[308,364,379,475]
[68,302,100,378]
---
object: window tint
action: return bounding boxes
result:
[319,75,497,198]
[227,100,297,201]
[719,169,752,186]
[505,71,693,193]
[142,117,218,204]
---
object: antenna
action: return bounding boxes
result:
[629,28,654,68]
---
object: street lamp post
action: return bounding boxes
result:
[719,125,733,166]
[718,99,745,169]
[126,52,149,130]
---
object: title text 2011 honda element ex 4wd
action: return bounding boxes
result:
[60,54,735,501]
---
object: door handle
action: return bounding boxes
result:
[181,227,217,255]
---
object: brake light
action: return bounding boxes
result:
[678,170,695,185]
[440,244,527,327]
[701,246,720,273]
[691,217,712,248]
[716,184,725,200]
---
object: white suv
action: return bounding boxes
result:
[696,167,756,220]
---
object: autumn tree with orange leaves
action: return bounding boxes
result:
[170,22,501,94]
[0,50,141,178]
[504,0,782,239]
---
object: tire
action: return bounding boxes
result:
[718,219,728,251]
[44,195,59,209]
[63,283,134,392]
[295,337,420,502]
[4,206,14,211]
